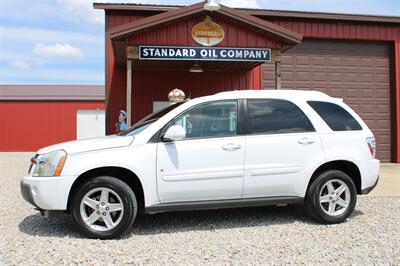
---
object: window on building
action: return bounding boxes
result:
[153,101,170,112]
[248,99,314,135]
[308,101,362,131]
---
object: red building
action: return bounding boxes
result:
[95,2,400,163]
[0,85,105,151]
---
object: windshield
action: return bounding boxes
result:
[119,102,185,136]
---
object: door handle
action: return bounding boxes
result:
[222,143,242,151]
[298,138,315,145]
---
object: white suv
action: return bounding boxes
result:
[21,90,380,239]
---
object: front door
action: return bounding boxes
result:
[157,100,245,203]
[243,99,323,198]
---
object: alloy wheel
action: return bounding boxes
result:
[319,179,351,216]
[80,187,124,232]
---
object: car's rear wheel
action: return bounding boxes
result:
[305,170,357,224]
[72,176,137,239]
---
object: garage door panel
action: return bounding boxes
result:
[375,88,390,98]
[344,57,360,66]
[345,73,359,82]
[262,40,392,162]
[296,71,311,81]
[313,72,327,81]
[282,71,295,80]
[328,57,343,66]
[360,58,374,67]
[345,88,359,97]
[295,55,311,65]
[377,119,391,128]
[376,105,390,113]
[361,89,376,98]
[313,56,327,65]
[282,55,294,64]
[329,72,343,82]
[376,73,390,83]
[361,73,374,82]
[375,58,390,68]
[377,134,391,142]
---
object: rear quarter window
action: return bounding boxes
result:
[308,101,362,131]
[248,99,314,135]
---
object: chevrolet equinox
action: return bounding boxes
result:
[21,90,380,239]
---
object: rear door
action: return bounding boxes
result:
[243,99,323,198]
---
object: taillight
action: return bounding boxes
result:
[366,137,376,158]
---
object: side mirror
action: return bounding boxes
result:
[162,125,186,142]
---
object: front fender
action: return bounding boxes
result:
[62,144,159,207]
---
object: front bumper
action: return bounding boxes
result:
[20,175,76,210]
[20,181,39,208]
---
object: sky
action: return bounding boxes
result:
[0,0,399,85]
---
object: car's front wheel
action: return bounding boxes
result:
[71,176,137,239]
[305,170,357,224]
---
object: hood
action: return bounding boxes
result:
[37,135,134,155]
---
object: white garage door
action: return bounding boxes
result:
[77,109,105,140]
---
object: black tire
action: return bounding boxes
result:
[305,170,357,224]
[71,176,137,239]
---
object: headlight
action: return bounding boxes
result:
[32,150,67,177]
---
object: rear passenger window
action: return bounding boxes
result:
[248,99,314,134]
[308,101,362,131]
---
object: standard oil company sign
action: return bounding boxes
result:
[139,46,271,62]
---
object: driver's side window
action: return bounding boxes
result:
[171,100,238,140]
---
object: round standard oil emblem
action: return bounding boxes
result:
[192,16,225,47]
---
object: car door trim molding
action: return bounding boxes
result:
[145,196,304,214]
[249,166,301,176]
[161,170,244,182]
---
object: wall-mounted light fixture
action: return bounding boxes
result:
[189,62,203,73]
[204,0,220,11]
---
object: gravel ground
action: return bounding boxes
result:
[1,153,399,265]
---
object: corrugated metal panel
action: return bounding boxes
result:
[106,12,150,134]
[267,19,400,41]
[0,85,104,101]
[106,12,400,46]
[106,67,126,134]
[107,11,149,29]
[128,13,282,49]
[98,4,400,24]
[0,101,104,151]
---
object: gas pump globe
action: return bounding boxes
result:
[168,88,186,104]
